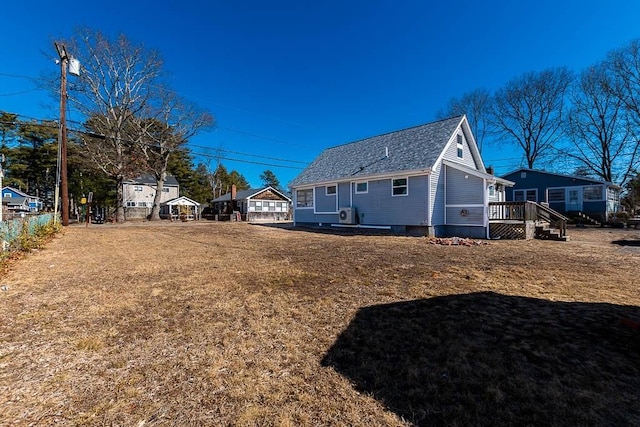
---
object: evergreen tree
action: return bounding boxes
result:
[259,169,280,189]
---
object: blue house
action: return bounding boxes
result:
[500,169,621,223]
[1,186,43,213]
[289,115,513,238]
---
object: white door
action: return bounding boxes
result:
[566,188,582,211]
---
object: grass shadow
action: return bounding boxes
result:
[321,292,640,426]
[611,239,640,247]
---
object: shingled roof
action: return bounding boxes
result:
[289,116,464,187]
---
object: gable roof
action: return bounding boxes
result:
[501,168,620,189]
[2,196,30,208]
[2,186,39,199]
[289,116,465,187]
[212,186,291,203]
[126,174,179,186]
[162,196,200,206]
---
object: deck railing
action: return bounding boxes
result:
[489,201,568,238]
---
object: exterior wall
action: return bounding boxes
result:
[443,130,480,170]
[293,175,429,227]
[350,175,428,226]
[123,183,179,208]
[429,126,483,227]
[429,162,445,227]
[315,184,338,213]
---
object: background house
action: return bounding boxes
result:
[289,115,512,238]
[501,169,621,223]
[2,186,43,213]
[122,175,180,219]
[211,185,291,221]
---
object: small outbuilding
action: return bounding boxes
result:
[160,196,201,221]
[211,186,291,222]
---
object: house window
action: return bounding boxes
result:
[456,134,463,158]
[514,189,537,202]
[548,189,565,202]
[583,186,603,201]
[355,181,368,194]
[134,185,143,192]
[392,178,408,196]
[296,189,314,208]
[3,193,11,198]
[488,185,495,197]
[326,185,337,196]
[138,202,147,207]
[162,188,170,193]
[126,201,136,207]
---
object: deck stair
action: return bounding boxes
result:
[572,211,601,226]
[535,224,570,241]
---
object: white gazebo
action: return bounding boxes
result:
[161,196,201,221]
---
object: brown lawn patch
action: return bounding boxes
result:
[0,222,638,425]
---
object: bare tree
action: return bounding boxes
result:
[563,62,632,184]
[490,67,573,169]
[436,88,492,153]
[139,88,214,221]
[604,39,640,183]
[66,29,164,222]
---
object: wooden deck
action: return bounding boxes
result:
[489,201,569,241]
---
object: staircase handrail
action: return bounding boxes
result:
[528,201,568,237]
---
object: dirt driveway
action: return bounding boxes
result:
[0,222,638,426]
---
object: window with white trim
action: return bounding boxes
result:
[326,185,337,196]
[583,185,603,201]
[548,189,565,202]
[296,189,314,208]
[134,185,143,192]
[456,134,463,158]
[392,178,408,196]
[355,181,368,194]
[488,185,495,197]
[162,187,170,193]
[514,189,537,202]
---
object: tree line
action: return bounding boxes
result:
[0,110,263,214]
[1,28,286,223]
[437,39,640,211]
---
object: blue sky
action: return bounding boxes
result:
[1,1,640,188]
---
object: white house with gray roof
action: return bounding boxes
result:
[289,115,513,238]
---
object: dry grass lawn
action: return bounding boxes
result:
[0,221,639,426]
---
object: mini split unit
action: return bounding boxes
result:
[338,207,356,224]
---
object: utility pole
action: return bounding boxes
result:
[55,42,69,226]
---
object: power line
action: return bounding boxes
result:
[187,143,308,165]
[0,88,39,97]
[187,149,305,170]
[0,72,39,81]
